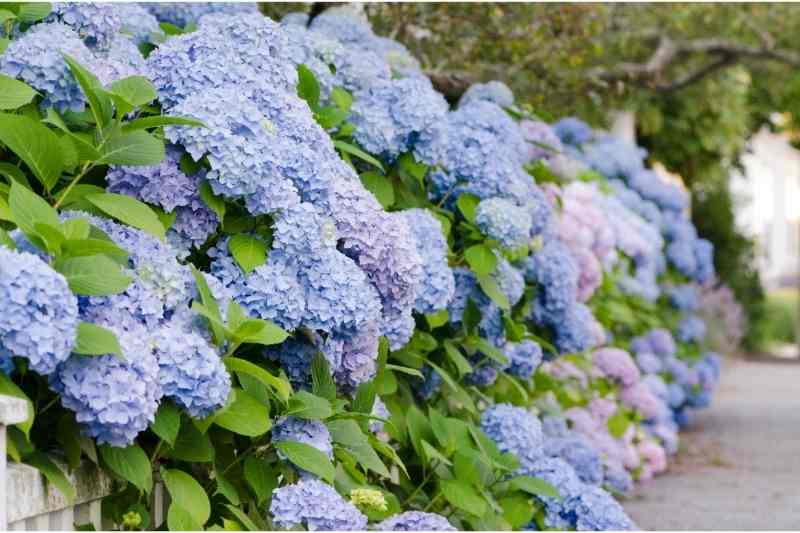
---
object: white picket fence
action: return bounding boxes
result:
[0,395,171,531]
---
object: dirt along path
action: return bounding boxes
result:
[623,357,800,530]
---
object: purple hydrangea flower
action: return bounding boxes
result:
[480,403,543,469]
[273,416,333,459]
[552,117,593,146]
[544,434,604,485]
[475,197,533,249]
[458,80,514,109]
[145,2,257,28]
[269,479,367,531]
[375,511,455,531]
[678,315,707,344]
[519,119,564,163]
[46,2,122,49]
[116,3,163,45]
[503,340,543,379]
[593,348,641,387]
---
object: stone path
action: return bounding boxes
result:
[623,357,800,530]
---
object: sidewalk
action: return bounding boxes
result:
[623,358,800,530]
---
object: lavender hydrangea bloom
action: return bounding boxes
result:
[636,351,663,374]
[465,358,499,387]
[568,485,637,530]
[668,382,687,408]
[328,324,381,392]
[526,239,579,316]
[265,337,329,389]
[369,397,390,434]
[281,11,309,26]
[519,120,564,163]
[116,3,162,44]
[46,2,122,49]
[309,10,376,46]
[503,340,543,379]
[481,403,543,469]
[145,2,257,28]
[269,479,367,531]
[620,382,661,419]
[95,34,148,85]
[0,22,99,112]
[592,348,640,387]
[583,136,648,180]
[519,456,585,530]
[458,81,515,109]
[669,284,699,311]
[551,302,597,355]
[604,464,634,494]
[375,511,456,531]
[628,168,690,212]
[541,416,570,438]
[0,247,79,375]
[166,86,300,214]
[153,324,230,419]
[400,209,455,314]
[545,435,604,485]
[678,315,707,344]
[350,76,448,161]
[475,197,533,249]
[50,324,161,447]
[552,117,593,146]
[647,328,677,358]
[273,417,333,459]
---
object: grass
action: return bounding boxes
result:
[761,288,799,345]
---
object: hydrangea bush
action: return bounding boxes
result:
[0,3,729,531]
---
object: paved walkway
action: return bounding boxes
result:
[623,357,800,530]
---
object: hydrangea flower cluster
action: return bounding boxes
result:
[272,416,334,459]
[269,479,368,531]
[374,511,455,531]
[475,197,533,250]
[458,80,515,108]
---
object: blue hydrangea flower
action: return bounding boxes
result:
[526,239,579,316]
[544,435,604,485]
[326,324,381,392]
[281,12,309,27]
[273,416,333,459]
[582,136,647,179]
[375,511,456,531]
[552,117,593,146]
[0,22,99,112]
[518,456,585,530]
[567,485,637,530]
[399,209,455,315]
[465,357,499,387]
[45,2,122,49]
[519,120,564,163]
[95,34,148,85]
[308,10,376,46]
[350,76,448,161]
[0,247,79,375]
[668,382,687,408]
[265,336,333,390]
[145,2,257,28]
[153,324,230,419]
[50,324,161,447]
[551,302,597,355]
[269,479,367,531]
[678,315,706,344]
[628,169,689,213]
[541,416,570,438]
[414,365,443,400]
[636,351,663,374]
[604,464,633,494]
[458,81,514,109]
[475,197,533,249]
[480,403,543,469]
[648,328,677,358]
[503,340,543,379]
[115,3,163,45]
[492,254,526,307]
[669,284,699,311]
[369,397,390,434]
[693,238,715,283]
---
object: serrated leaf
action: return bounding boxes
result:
[168,421,214,463]
[122,115,206,132]
[243,456,277,505]
[62,54,111,127]
[296,64,320,110]
[275,441,335,483]
[98,130,165,166]
[214,388,271,437]
[311,351,337,402]
[73,321,122,356]
[510,475,561,499]
[162,469,210,526]
[331,87,353,112]
[0,74,37,110]
[54,255,132,296]
[100,444,152,494]
[214,469,240,505]
[232,318,288,346]
[61,238,129,264]
[0,114,64,190]
[190,266,226,345]
[360,171,394,208]
[328,419,390,477]
[287,390,332,420]
[333,140,384,172]
[86,192,166,240]
[199,180,226,222]
[224,357,292,403]
[465,244,497,276]
[443,339,473,377]
[150,402,181,446]
[109,76,157,109]
[477,273,511,311]
[457,193,481,223]
[17,2,51,23]
[228,234,267,274]
[167,505,201,532]
[440,479,488,517]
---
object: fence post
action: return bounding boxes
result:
[0,395,30,530]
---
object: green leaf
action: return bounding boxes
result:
[275,441,335,483]
[17,2,51,23]
[499,495,536,530]
[62,54,111,127]
[0,161,30,186]
[54,255,132,296]
[296,64,320,110]
[443,339,473,377]
[98,130,165,166]
[122,115,206,132]
[331,87,353,112]
[61,238,129,264]
[56,414,82,471]
[228,234,267,274]
[86,192,166,240]
[0,372,34,437]
[243,456,277,505]
[328,419,390,477]
[360,171,394,208]
[150,402,181,446]
[477,274,511,310]
[199,180,226,222]
[73,322,122,356]
[405,405,432,460]
[167,505,201,531]
[162,468,211,526]
[440,479,488,517]
[26,452,76,503]
[224,357,291,403]
[191,266,226,345]
[0,227,15,249]
[607,411,631,438]
[168,421,214,463]
[421,439,451,466]
[311,351,337,402]
[109,76,157,109]
[465,244,497,276]
[0,115,64,190]
[231,318,288,346]
[333,140,384,172]
[214,470,240,505]
[384,364,423,378]
[214,388,272,437]
[454,449,493,488]
[0,197,10,222]
[33,222,64,254]
[351,380,376,415]
[100,444,153,494]
[62,218,90,240]
[287,390,332,420]
[510,475,561,499]
[0,75,37,110]
[457,193,481,223]
[425,309,449,329]
[223,504,259,531]
[0,10,17,25]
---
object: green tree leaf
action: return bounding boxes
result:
[0,115,64,190]
[167,505,201,532]
[224,357,292,403]
[214,469,240,505]
[168,420,214,463]
[62,54,112,128]
[98,130,165,166]
[62,218,90,240]
[73,321,122,357]
[108,76,157,109]
[457,193,481,223]
[162,468,210,527]
[231,318,288,346]
[0,372,34,437]
[296,64,320,110]
[199,180,226,222]
[360,171,394,208]
[214,388,272,437]
[17,2,51,23]
[190,266,226,345]
[122,115,206,132]
[275,441,335,483]
[286,390,332,420]
[333,140,385,172]
[607,411,631,438]
[61,238,129,264]
[25,452,76,503]
[510,475,561,499]
[328,419,390,477]
[228,234,267,274]
[477,273,511,310]
[150,402,181,447]
[440,479,488,517]
[311,351,337,402]
[243,456,277,505]
[443,339,473,377]
[86,192,166,240]
[54,255,132,296]
[0,75,37,110]
[465,244,497,276]
[99,444,153,494]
